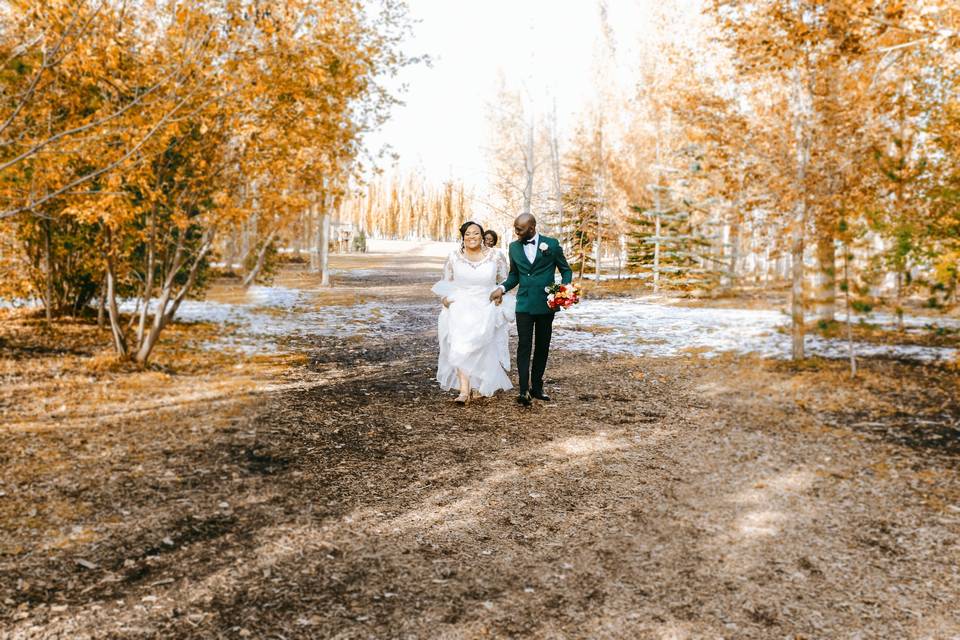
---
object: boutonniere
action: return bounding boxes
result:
[539,242,550,253]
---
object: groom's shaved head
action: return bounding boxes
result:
[514,214,537,241]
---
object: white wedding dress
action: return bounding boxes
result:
[432,248,515,397]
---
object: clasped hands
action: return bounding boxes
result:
[443,289,502,308]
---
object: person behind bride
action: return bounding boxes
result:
[483,229,500,251]
[432,221,514,405]
[482,229,518,329]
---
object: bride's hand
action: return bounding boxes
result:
[442,297,451,308]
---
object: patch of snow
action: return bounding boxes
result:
[244,285,304,309]
[553,299,957,362]
[863,310,960,332]
[578,273,647,281]
[365,238,457,257]
[0,297,40,309]
[113,286,417,354]
[203,302,408,354]
[330,268,387,278]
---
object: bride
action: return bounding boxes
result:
[432,221,514,404]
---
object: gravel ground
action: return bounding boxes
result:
[1,258,958,639]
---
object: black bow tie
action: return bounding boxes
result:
[523,239,536,245]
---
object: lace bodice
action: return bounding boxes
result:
[442,249,509,288]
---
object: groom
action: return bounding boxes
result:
[490,214,573,406]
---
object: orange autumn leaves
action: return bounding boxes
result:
[0,0,413,362]
[699,0,960,355]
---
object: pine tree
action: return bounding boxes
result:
[626,205,656,269]
[627,197,723,290]
[626,148,725,291]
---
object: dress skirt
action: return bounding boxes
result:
[432,280,515,397]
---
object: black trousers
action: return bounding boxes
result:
[515,312,554,395]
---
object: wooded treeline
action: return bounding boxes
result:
[337,172,473,242]
[0,0,413,363]
[483,0,959,360]
[2,1,958,366]
[698,0,960,359]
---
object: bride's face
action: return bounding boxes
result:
[463,225,483,249]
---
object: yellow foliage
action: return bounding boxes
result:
[0,0,415,358]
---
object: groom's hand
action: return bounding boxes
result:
[489,288,504,305]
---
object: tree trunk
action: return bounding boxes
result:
[137,208,156,344]
[726,219,741,291]
[134,232,185,364]
[320,210,331,287]
[577,220,587,281]
[43,217,53,321]
[895,271,905,331]
[790,63,812,361]
[813,233,836,323]
[303,206,313,262]
[161,234,214,327]
[224,225,239,271]
[790,223,805,360]
[309,200,321,272]
[594,116,603,281]
[293,211,304,258]
[97,275,106,330]
[242,227,278,288]
[725,188,743,292]
[523,111,534,217]
[843,243,857,377]
[725,173,746,291]
[135,231,213,365]
[653,214,662,293]
[240,210,257,266]
[617,235,624,280]
[652,128,663,293]
[550,100,563,247]
[105,251,128,357]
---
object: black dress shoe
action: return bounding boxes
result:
[530,391,552,402]
[516,392,532,406]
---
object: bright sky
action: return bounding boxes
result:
[364,1,612,186]
[363,0,705,189]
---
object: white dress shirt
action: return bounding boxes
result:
[522,232,540,264]
[497,233,540,293]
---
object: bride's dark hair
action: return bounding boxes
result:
[459,221,484,250]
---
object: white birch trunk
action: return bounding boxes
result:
[790,66,813,361]
[105,247,127,357]
[550,100,563,245]
[595,116,603,280]
[320,210,331,287]
[523,110,534,217]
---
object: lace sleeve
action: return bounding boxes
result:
[496,250,509,283]
[432,252,458,299]
[442,252,455,281]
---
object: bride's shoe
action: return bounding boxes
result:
[454,392,471,405]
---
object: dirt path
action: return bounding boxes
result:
[2,259,959,639]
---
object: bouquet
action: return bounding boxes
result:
[545,282,581,311]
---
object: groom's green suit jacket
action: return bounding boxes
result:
[501,234,573,315]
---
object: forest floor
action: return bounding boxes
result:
[1,255,959,639]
